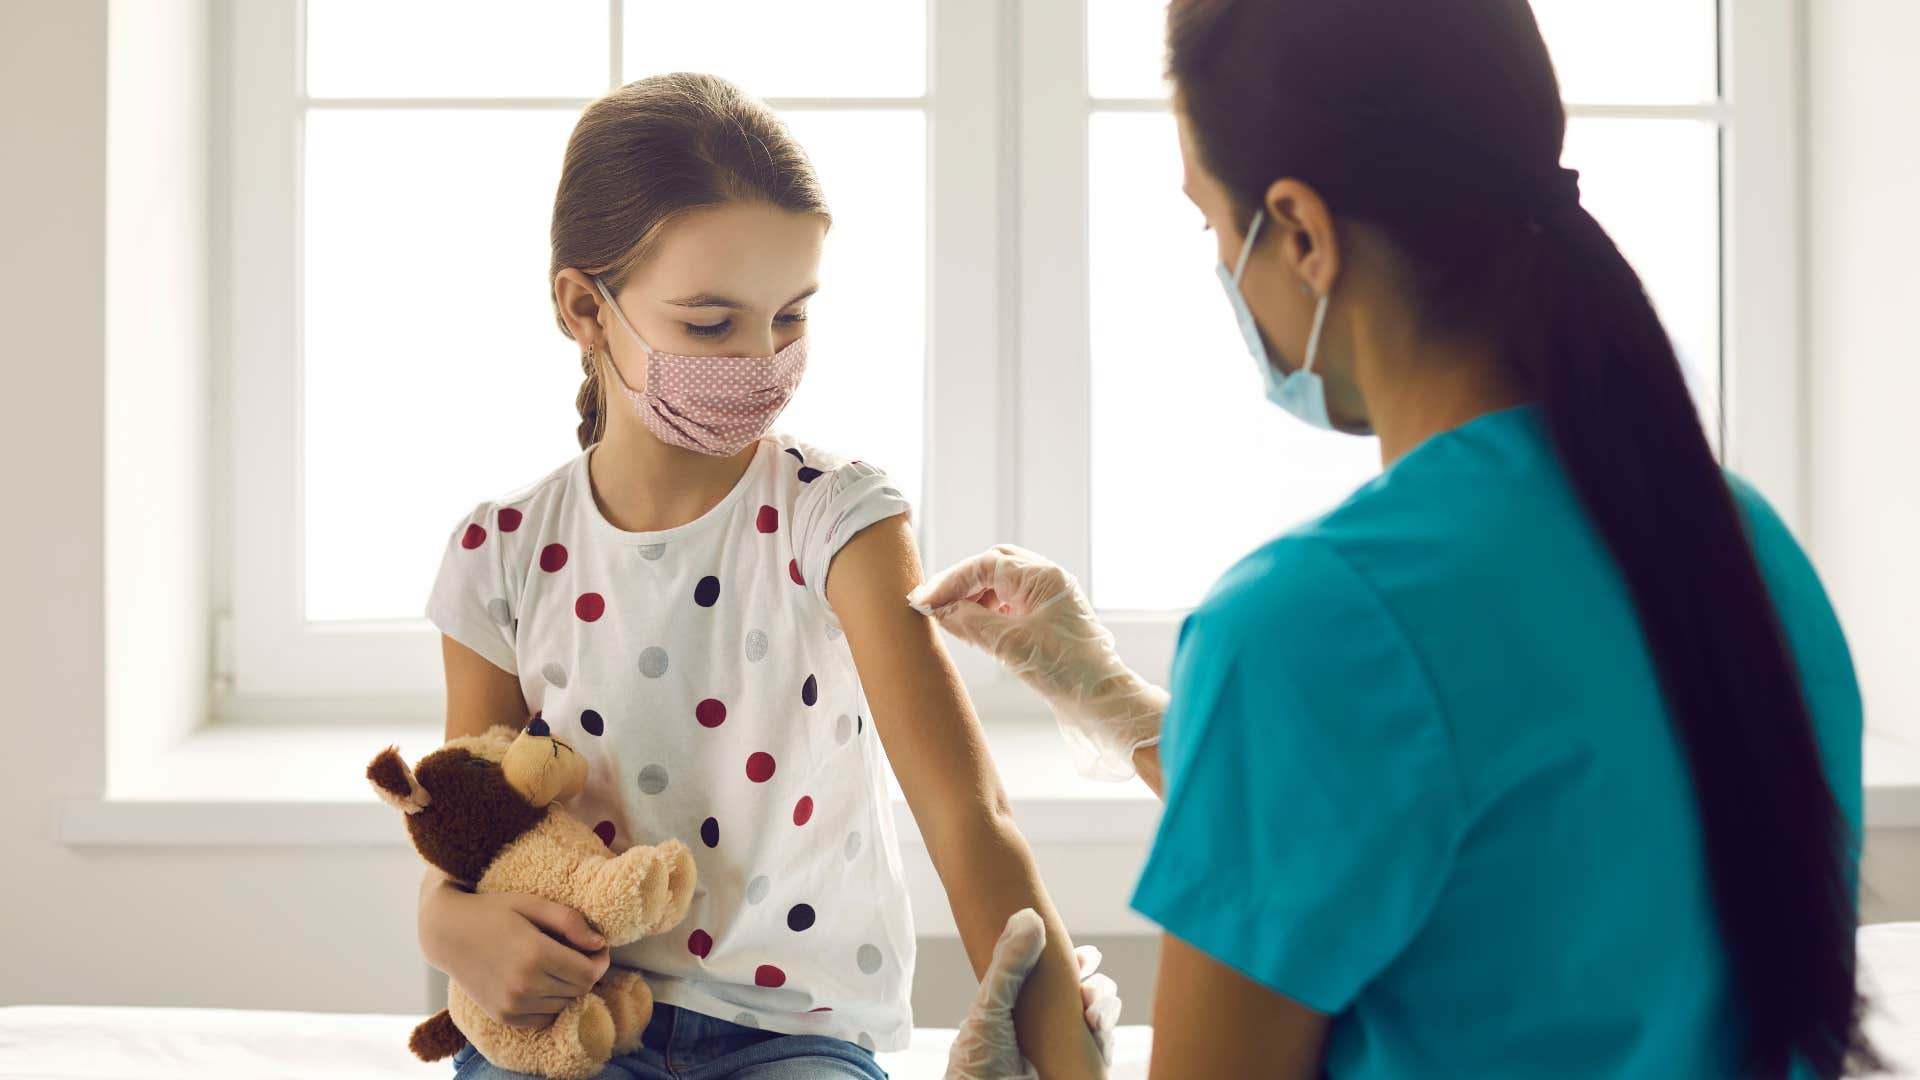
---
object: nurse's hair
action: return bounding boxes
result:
[549,73,829,449]
[1168,1,1873,1076]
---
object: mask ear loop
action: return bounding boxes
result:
[1301,290,1331,376]
[1230,209,1266,284]
[592,276,654,397]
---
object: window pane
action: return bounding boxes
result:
[1530,0,1717,105]
[1088,111,1381,612]
[1088,0,1171,99]
[304,110,584,622]
[1562,118,1721,429]
[306,0,609,98]
[623,0,925,98]
[1086,112,1722,612]
[773,111,927,508]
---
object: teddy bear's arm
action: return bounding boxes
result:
[478,817,697,944]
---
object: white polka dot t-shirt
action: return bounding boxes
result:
[427,433,916,1052]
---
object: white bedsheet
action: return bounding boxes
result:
[0,1006,1153,1080]
[7,923,1919,1079]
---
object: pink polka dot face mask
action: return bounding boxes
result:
[594,276,809,456]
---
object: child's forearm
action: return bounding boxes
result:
[939,817,1105,1080]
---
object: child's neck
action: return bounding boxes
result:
[586,425,758,533]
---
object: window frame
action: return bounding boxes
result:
[215,0,1801,720]
[1015,0,1803,686]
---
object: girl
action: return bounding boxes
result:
[415,74,1105,1079]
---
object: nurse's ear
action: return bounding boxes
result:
[1261,178,1341,298]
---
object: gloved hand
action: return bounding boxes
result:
[909,545,1167,781]
[947,908,1121,1080]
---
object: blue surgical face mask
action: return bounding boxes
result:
[1216,208,1335,430]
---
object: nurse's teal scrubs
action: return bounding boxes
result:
[1130,405,1862,1077]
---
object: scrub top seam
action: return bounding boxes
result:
[1293,534,1472,824]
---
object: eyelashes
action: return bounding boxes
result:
[682,311,809,339]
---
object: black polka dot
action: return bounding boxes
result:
[580,709,604,736]
[785,448,806,462]
[797,466,823,483]
[787,904,816,932]
[857,715,864,735]
[694,575,721,608]
[700,816,720,848]
[801,674,818,707]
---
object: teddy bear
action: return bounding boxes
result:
[367,717,697,1080]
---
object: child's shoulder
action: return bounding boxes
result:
[448,453,582,528]
[761,432,897,497]
[763,431,861,477]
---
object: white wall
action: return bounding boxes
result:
[0,0,427,1018]
[1808,2,1920,743]
[1809,0,1920,929]
[104,0,212,790]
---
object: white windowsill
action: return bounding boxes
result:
[57,721,1162,848]
[58,724,1920,848]
[1866,729,1920,828]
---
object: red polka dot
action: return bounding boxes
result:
[696,698,727,728]
[497,508,522,532]
[793,796,814,826]
[789,559,805,586]
[461,524,486,550]
[688,929,713,958]
[809,1007,833,1013]
[746,752,776,783]
[755,965,787,988]
[540,543,568,572]
[757,505,779,533]
[593,820,615,846]
[575,593,605,622]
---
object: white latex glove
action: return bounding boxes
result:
[909,545,1167,780]
[948,908,1121,1080]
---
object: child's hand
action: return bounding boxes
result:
[420,881,611,1029]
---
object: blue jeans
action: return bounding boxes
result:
[449,1004,889,1080]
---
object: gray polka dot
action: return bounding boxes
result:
[487,598,511,626]
[825,623,843,641]
[542,662,568,688]
[835,714,853,745]
[638,646,669,678]
[880,486,903,499]
[857,1032,876,1052]
[844,830,863,860]
[733,1012,760,1029]
[746,876,771,905]
[856,944,883,975]
[638,543,666,560]
[744,629,769,662]
[636,764,670,795]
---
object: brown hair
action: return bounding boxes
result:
[550,72,830,448]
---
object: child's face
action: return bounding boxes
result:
[611,201,827,359]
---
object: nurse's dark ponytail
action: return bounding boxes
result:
[1168,1,1873,1076]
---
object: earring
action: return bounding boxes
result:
[1299,281,1314,297]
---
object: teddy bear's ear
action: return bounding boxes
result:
[367,746,431,814]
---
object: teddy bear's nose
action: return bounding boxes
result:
[527,715,550,738]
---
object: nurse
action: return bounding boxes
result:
[918,0,1877,1077]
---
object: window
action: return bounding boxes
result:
[220,1,1797,716]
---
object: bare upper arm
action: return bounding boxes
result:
[1150,932,1329,1078]
[441,634,529,741]
[823,516,1011,848]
